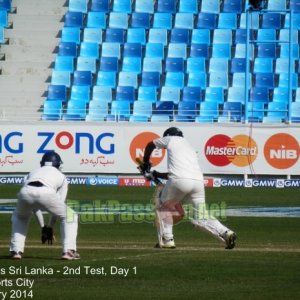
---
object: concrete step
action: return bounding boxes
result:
[7,36,60,47]
[0,74,48,90]
[1,45,56,62]
[13,0,67,16]
[0,61,52,76]
[11,18,63,31]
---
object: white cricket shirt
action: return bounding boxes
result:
[153,136,204,180]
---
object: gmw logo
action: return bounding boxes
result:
[205,134,258,167]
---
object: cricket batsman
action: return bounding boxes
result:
[9,151,80,260]
[139,127,237,249]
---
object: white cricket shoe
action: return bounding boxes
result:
[224,230,237,250]
[11,251,22,260]
[62,250,81,260]
[155,238,176,249]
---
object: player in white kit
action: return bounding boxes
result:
[142,127,237,249]
[9,151,79,260]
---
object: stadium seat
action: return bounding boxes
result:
[231,58,247,73]
[116,86,135,102]
[61,27,81,44]
[227,87,245,103]
[257,29,276,43]
[123,43,142,57]
[223,0,243,13]
[164,72,185,88]
[255,73,275,89]
[79,42,99,59]
[167,43,187,59]
[253,58,274,74]
[43,100,63,118]
[291,102,300,122]
[105,28,125,44]
[186,57,206,73]
[58,42,77,57]
[88,100,109,117]
[51,71,71,87]
[145,43,164,59]
[284,13,300,29]
[90,0,110,12]
[240,12,260,29]
[65,100,87,119]
[235,29,255,44]
[201,0,220,13]
[187,72,207,88]
[219,102,243,122]
[279,44,299,59]
[83,28,102,44]
[196,13,218,29]
[209,72,229,89]
[275,58,295,74]
[76,57,97,73]
[86,12,106,28]
[182,87,202,102]
[191,29,210,45]
[173,115,195,122]
[157,0,177,13]
[96,71,116,88]
[138,86,157,102]
[177,101,197,117]
[154,101,174,116]
[160,87,181,103]
[209,58,228,73]
[211,44,231,59]
[100,56,119,72]
[118,72,138,88]
[250,87,269,103]
[272,87,289,103]
[92,86,112,102]
[131,12,151,29]
[290,0,300,12]
[127,28,146,45]
[261,13,282,30]
[54,56,74,72]
[213,29,233,45]
[232,73,252,88]
[69,0,88,13]
[153,13,173,30]
[179,0,198,14]
[109,12,128,29]
[111,100,131,118]
[47,85,67,102]
[64,11,84,28]
[135,0,154,14]
[267,0,286,10]
[112,0,132,13]
[122,57,142,73]
[247,102,265,123]
[265,102,287,121]
[234,43,254,58]
[257,43,277,59]
[143,57,163,73]
[204,87,224,105]
[190,44,209,58]
[70,85,90,103]
[73,70,93,86]
[198,101,219,122]
[170,29,190,44]
[101,42,121,58]
[132,101,152,117]
[141,72,160,88]
[217,13,237,29]
[148,29,168,46]
[278,73,298,89]
[174,13,194,30]
[0,0,11,11]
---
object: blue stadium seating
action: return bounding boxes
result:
[90,0,109,12]
[64,11,84,28]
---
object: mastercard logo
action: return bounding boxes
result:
[264,133,300,169]
[129,132,165,166]
[205,134,258,167]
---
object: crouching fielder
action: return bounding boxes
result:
[142,127,237,249]
[10,151,79,260]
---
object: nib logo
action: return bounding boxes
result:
[264,133,300,169]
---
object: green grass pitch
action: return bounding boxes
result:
[0,185,300,300]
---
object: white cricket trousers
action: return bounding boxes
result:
[159,178,230,242]
[10,185,78,253]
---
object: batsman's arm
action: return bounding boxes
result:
[143,141,156,163]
